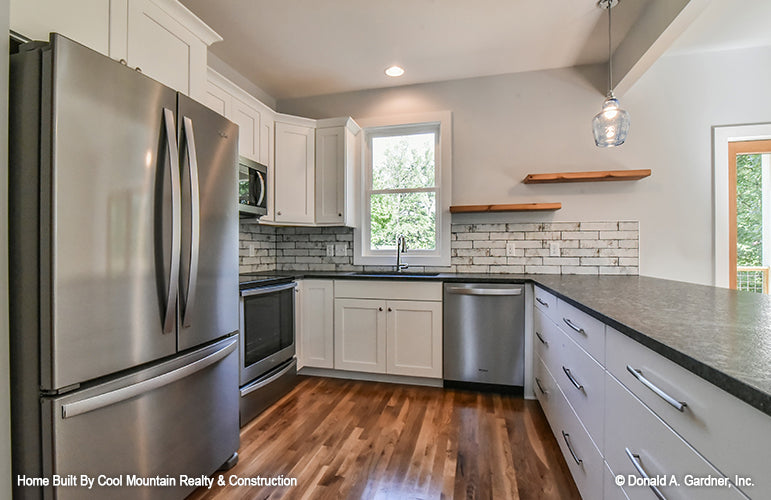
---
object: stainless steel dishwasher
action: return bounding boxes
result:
[443,283,525,391]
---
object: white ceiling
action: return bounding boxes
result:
[180,0,650,100]
[668,0,771,55]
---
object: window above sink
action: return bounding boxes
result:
[353,111,453,268]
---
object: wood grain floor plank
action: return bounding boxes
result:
[188,376,580,500]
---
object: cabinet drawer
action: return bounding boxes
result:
[557,299,606,364]
[605,374,746,500]
[606,327,769,498]
[533,308,561,371]
[551,328,605,451]
[547,363,604,500]
[534,285,558,320]
[604,460,631,500]
[536,308,604,450]
[334,280,442,301]
[533,353,560,423]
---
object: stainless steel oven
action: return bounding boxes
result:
[238,279,297,425]
[238,156,267,217]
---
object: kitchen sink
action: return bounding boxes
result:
[351,271,440,277]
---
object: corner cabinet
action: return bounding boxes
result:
[315,118,360,226]
[264,116,360,227]
[273,116,316,225]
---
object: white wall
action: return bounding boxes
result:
[2,0,12,495]
[277,46,771,286]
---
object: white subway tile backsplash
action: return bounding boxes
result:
[240,220,639,276]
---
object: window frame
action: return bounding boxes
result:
[354,111,452,268]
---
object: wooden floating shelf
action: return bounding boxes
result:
[450,202,562,214]
[523,169,652,184]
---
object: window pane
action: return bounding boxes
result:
[372,132,435,190]
[370,192,436,250]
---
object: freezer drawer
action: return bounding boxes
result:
[41,338,239,500]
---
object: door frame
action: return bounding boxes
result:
[713,124,771,288]
[727,140,771,289]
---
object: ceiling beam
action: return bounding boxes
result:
[612,0,712,96]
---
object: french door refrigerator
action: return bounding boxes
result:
[9,34,240,499]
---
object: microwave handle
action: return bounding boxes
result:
[256,170,266,206]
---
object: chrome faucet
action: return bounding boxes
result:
[395,234,409,272]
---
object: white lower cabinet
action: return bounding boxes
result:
[533,285,765,500]
[334,298,387,373]
[604,373,745,500]
[385,300,442,378]
[297,280,334,369]
[332,280,443,378]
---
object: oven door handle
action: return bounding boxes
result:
[241,281,297,297]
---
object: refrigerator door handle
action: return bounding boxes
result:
[61,339,237,419]
[181,116,201,328]
[162,108,182,334]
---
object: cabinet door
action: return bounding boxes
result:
[231,97,261,161]
[315,127,345,224]
[299,280,334,369]
[125,0,208,99]
[274,122,315,224]
[202,79,231,117]
[386,300,442,378]
[334,299,386,373]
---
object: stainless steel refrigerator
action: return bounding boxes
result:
[9,34,240,499]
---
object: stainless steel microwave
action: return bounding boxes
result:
[238,156,267,217]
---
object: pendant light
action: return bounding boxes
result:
[593,0,630,147]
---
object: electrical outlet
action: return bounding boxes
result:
[506,241,517,257]
[326,244,335,257]
[334,243,347,256]
[249,243,257,257]
[549,242,561,257]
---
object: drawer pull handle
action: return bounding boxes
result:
[626,366,687,412]
[535,377,548,395]
[536,297,550,307]
[563,317,585,334]
[625,448,667,500]
[562,366,584,391]
[561,431,582,465]
[535,331,548,345]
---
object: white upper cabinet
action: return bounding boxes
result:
[11,0,111,54]
[204,69,275,165]
[110,0,221,102]
[315,118,360,226]
[273,116,316,225]
[11,0,221,103]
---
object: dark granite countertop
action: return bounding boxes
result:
[238,270,771,417]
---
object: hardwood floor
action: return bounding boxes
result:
[188,376,580,500]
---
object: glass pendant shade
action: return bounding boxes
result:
[592,95,630,147]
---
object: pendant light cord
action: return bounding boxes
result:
[607,1,613,95]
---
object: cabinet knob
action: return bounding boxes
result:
[277,211,282,215]
[135,67,142,73]
[338,213,342,217]
[119,59,127,65]
[378,307,383,311]
[387,307,392,312]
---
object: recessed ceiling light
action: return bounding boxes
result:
[385,65,405,77]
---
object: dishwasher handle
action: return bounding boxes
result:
[446,286,523,296]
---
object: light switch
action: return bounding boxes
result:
[249,243,257,257]
[326,244,335,257]
[549,242,561,257]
